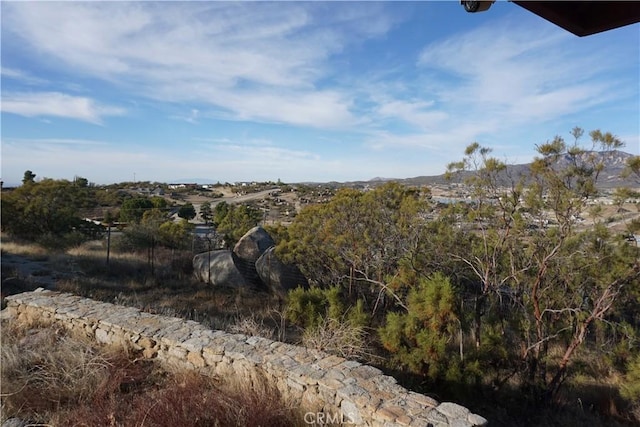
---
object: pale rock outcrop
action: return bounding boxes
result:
[232,226,276,287]
[193,226,309,295]
[193,249,248,288]
[255,247,309,298]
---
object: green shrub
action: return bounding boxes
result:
[285,286,327,329]
[621,353,640,402]
[286,286,371,360]
[379,273,467,381]
[286,285,368,330]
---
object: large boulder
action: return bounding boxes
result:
[193,249,248,288]
[232,226,276,287]
[255,247,309,298]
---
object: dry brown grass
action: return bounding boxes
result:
[1,321,305,427]
[0,237,50,261]
[301,317,371,362]
[2,235,289,350]
[229,314,276,339]
[1,321,133,423]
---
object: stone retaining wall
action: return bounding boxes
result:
[4,290,487,427]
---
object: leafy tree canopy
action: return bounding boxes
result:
[177,203,196,220]
[1,177,102,246]
[214,203,262,246]
[22,170,36,185]
[119,197,154,224]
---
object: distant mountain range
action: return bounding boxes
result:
[365,150,637,189]
[174,178,220,184]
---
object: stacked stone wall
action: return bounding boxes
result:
[4,290,487,427]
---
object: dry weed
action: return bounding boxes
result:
[229,315,276,339]
[1,321,306,426]
[1,322,115,422]
[0,238,49,260]
[302,317,370,361]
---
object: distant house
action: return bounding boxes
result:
[168,183,198,190]
[135,187,152,195]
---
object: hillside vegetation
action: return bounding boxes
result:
[2,129,640,426]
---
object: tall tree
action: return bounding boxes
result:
[213,201,230,227]
[119,197,154,223]
[22,170,36,185]
[200,201,212,224]
[215,204,262,245]
[74,176,89,187]
[177,203,196,220]
[445,129,639,401]
[277,182,432,310]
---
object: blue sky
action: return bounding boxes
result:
[1,1,638,186]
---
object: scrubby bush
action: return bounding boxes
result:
[622,354,640,404]
[378,273,478,384]
[1,176,105,248]
[286,285,368,331]
[286,286,371,359]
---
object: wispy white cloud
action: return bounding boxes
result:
[170,109,200,125]
[0,137,364,184]
[1,2,395,129]
[1,67,48,85]
[416,19,628,121]
[1,92,125,124]
[3,137,107,146]
[199,141,320,162]
[359,15,637,156]
[374,99,449,131]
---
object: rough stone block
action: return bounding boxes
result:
[408,391,439,408]
[187,351,206,368]
[138,337,156,349]
[286,377,306,392]
[336,384,368,402]
[167,346,187,359]
[351,365,383,380]
[375,406,400,422]
[468,413,489,426]
[436,402,470,420]
[449,419,473,427]
[340,399,363,425]
[338,360,361,370]
[396,415,413,426]
[202,351,223,365]
[315,355,345,370]
[95,327,110,344]
[318,383,337,402]
[142,348,157,359]
[425,408,449,426]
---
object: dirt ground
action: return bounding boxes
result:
[1,252,60,290]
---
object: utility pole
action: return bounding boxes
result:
[106,224,111,266]
[104,211,114,267]
[207,233,212,285]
